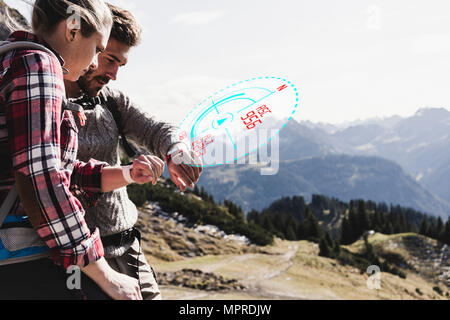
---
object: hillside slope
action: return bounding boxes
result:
[145,228,449,300]
[134,202,449,299]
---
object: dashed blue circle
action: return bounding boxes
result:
[177,76,299,167]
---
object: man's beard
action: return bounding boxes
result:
[77,70,109,97]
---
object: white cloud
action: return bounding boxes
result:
[411,34,450,55]
[169,10,225,26]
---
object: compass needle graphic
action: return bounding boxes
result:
[176,76,299,167]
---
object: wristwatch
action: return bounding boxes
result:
[121,164,135,184]
[165,142,189,164]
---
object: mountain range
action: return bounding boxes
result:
[328,108,450,202]
[196,107,450,218]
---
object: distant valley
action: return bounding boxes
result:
[196,107,450,218]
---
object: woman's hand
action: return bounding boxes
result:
[130,154,165,185]
[101,155,165,192]
[81,257,142,300]
[101,269,143,300]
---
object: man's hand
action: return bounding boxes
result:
[130,154,165,185]
[167,143,202,191]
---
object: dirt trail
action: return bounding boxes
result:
[156,235,450,300]
[264,243,299,280]
[241,243,303,300]
[161,242,301,300]
[200,253,255,273]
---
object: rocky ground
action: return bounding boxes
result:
[385,235,450,287]
[157,268,246,291]
[136,202,260,261]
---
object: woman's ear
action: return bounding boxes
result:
[65,26,80,43]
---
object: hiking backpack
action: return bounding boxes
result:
[0,41,84,265]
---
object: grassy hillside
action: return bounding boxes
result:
[147,232,449,300]
[128,178,273,246]
[136,203,261,262]
[130,177,449,299]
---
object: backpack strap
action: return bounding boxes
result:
[105,96,137,158]
[0,41,78,121]
[0,186,17,228]
[0,41,54,228]
[0,41,76,226]
[0,41,57,61]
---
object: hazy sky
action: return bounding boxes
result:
[6,0,450,125]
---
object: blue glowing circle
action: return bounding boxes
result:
[175,76,299,167]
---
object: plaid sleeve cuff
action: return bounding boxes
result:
[50,227,104,269]
[71,159,108,207]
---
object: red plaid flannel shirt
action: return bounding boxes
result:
[0,31,106,269]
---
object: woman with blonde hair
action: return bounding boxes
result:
[0,0,164,299]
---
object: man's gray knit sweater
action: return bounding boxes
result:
[73,86,177,258]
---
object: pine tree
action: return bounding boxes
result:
[273,213,288,235]
[333,240,341,257]
[371,208,380,231]
[247,210,259,224]
[378,210,386,227]
[378,202,388,213]
[405,217,413,233]
[193,185,199,196]
[296,222,305,240]
[200,186,206,199]
[436,217,444,241]
[285,224,297,241]
[419,216,428,236]
[427,219,436,238]
[324,231,334,248]
[443,218,450,245]
[357,200,370,233]
[399,213,407,233]
[385,221,394,234]
[303,207,322,241]
[261,214,274,232]
[363,235,377,263]
[340,217,352,245]
[285,215,299,238]
[319,237,331,257]
[348,207,360,242]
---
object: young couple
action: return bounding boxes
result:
[0,0,201,300]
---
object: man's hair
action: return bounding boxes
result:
[107,3,142,47]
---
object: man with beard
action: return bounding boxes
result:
[65,4,202,299]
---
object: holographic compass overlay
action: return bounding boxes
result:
[175,76,299,167]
